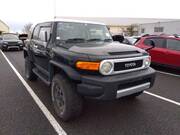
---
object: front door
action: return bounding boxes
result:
[145,37,168,65]
[31,23,52,73]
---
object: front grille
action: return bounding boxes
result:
[100,56,149,75]
[114,60,143,71]
[118,78,151,90]
[8,42,18,45]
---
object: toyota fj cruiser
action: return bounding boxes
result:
[23,19,156,121]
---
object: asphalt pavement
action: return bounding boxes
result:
[0,50,180,135]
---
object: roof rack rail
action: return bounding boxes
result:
[173,34,179,38]
[141,34,158,37]
[141,34,150,37]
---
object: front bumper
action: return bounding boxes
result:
[77,67,156,100]
[2,44,23,50]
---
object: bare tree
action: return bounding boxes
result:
[22,23,33,37]
[126,25,137,36]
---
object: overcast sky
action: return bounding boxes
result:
[1,0,180,32]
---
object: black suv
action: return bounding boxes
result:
[0,33,23,51]
[23,19,156,121]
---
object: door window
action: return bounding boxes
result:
[39,27,51,42]
[167,39,180,51]
[32,25,40,40]
[144,38,166,48]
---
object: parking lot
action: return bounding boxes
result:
[0,50,180,135]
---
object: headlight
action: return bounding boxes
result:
[3,41,8,44]
[99,61,113,75]
[18,41,22,44]
[144,56,151,67]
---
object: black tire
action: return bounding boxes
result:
[19,46,23,51]
[126,91,143,99]
[1,47,7,51]
[51,74,83,121]
[25,57,37,81]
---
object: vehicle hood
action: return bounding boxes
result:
[3,39,21,42]
[68,42,146,56]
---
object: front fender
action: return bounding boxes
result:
[49,60,81,81]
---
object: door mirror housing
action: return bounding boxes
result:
[146,40,155,51]
[19,34,28,41]
[19,34,28,46]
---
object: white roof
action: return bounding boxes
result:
[32,18,106,26]
[56,17,178,26]
[55,18,105,25]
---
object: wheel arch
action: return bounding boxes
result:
[49,60,81,83]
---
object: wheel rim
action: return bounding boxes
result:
[54,83,65,114]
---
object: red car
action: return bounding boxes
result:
[135,35,180,69]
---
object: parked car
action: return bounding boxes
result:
[122,37,138,45]
[112,34,124,43]
[136,35,180,69]
[22,19,155,121]
[0,33,23,51]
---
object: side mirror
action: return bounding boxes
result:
[112,35,124,43]
[146,40,155,51]
[19,34,28,47]
[19,34,28,41]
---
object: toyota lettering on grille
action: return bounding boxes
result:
[124,62,137,68]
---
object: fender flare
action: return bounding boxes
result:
[49,60,81,81]
[23,47,34,62]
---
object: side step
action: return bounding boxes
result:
[32,68,50,86]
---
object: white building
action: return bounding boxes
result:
[0,20,9,34]
[138,20,180,35]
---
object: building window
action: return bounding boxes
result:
[154,27,164,32]
[141,28,145,33]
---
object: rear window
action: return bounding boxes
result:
[167,39,180,51]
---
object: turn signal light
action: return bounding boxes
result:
[76,61,100,71]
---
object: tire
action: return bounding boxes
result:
[51,74,83,121]
[25,57,37,81]
[126,91,143,99]
[1,47,7,51]
[19,46,23,51]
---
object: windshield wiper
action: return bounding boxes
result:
[65,38,86,43]
[104,38,113,42]
[87,38,113,42]
[87,38,103,42]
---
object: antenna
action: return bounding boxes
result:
[53,0,56,19]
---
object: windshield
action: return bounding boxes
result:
[56,22,112,43]
[3,34,19,40]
